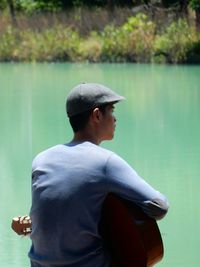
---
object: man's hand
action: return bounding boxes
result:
[11,215,32,236]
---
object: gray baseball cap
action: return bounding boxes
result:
[66,83,125,117]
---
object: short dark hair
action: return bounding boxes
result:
[69,104,108,133]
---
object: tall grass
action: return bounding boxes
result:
[0,9,200,63]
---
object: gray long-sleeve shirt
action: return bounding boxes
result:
[29,141,169,267]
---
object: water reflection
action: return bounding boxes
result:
[0,63,200,267]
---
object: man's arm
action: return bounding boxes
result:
[105,153,169,220]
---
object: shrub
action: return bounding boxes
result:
[79,32,102,62]
[100,14,156,62]
[101,25,128,62]
[0,26,18,61]
[122,13,156,62]
[153,19,199,63]
[1,25,81,62]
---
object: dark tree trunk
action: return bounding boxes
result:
[107,0,114,12]
[179,0,189,16]
[195,8,200,31]
[7,0,17,26]
[107,0,114,22]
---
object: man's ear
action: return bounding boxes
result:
[92,108,102,123]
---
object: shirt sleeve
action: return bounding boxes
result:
[105,153,169,220]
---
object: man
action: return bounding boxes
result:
[29,83,169,267]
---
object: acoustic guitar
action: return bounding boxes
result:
[11,194,163,267]
[100,194,164,267]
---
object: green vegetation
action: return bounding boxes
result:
[153,19,199,63]
[0,12,199,63]
[0,0,200,63]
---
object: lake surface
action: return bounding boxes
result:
[0,63,200,267]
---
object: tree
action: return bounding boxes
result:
[180,0,189,15]
[7,0,17,25]
[190,0,200,29]
[161,0,179,7]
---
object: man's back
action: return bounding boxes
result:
[29,141,168,267]
[29,142,113,267]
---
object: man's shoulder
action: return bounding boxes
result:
[84,142,114,157]
[32,142,116,165]
[32,144,63,163]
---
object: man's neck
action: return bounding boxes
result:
[72,129,101,145]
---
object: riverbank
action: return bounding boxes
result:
[0,9,200,64]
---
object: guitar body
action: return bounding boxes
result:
[100,194,164,267]
[12,195,163,267]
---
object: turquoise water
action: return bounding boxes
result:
[0,63,200,266]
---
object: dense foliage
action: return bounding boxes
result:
[0,0,135,11]
[0,1,199,63]
[1,1,200,30]
[0,13,199,63]
[0,0,199,11]
[190,0,200,10]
